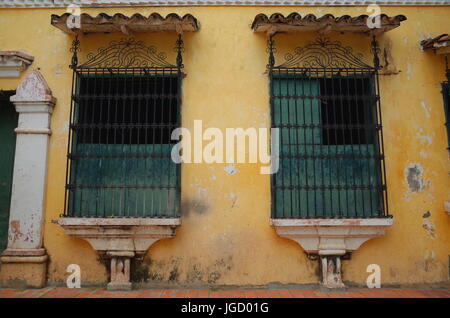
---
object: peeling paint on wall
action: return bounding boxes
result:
[422,211,436,239]
[420,101,431,119]
[419,150,428,158]
[53,64,63,77]
[224,164,236,175]
[405,163,425,193]
[225,192,238,209]
[8,220,21,243]
[406,62,412,80]
[414,126,434,146]
[422,250,438,272]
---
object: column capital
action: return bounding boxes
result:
[10,69,56,106]
[0,51,33,78]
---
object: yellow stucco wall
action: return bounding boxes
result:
[0,5,449,287]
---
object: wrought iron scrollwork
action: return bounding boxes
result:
[267,36,276,70]
[75,38,178,69]
[371,36,381,70]
[446,56,450,82]
[175,34,184,69]
[70,35,80,69]
[275,37,373,69]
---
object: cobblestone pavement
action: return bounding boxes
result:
[0,288,449,298]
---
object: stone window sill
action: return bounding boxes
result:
[56,217,181,256]
[271,218,393,256]
[271,217,393,288]
[56,217,181,290]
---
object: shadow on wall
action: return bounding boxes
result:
[181,199,209,217]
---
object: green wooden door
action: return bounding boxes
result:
[442,82,450,153]
[271,76,381,218]
[0,92,18,252]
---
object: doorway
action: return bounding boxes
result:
[0,90,17,252]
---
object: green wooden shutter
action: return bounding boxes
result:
[69,144,179,217]
[0,93,18,251]
[272,76,320,218]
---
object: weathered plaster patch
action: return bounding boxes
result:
[168,258,181,282]
[141,256,233,285]
[406,63,412,80]
[405,163,425,193]
[206,256,233,284]
[131,258,150,282]
[413,126,433,146]
[422,212,436,239]
[418,135,433,146]
[381,40,400,75]
[257,111,269,128]
[8,220,22,243]
[419,150,428,158]
[420,101,431,119]
[186,263,204,283]
[224,164,236,175]
[389,267,399,280]
[422,250,438,272]
[53,64,63,77]
[225,192,238,209]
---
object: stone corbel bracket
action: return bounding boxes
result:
[56,217,181,290]
[271,218,393,288]
[0,51,34,78]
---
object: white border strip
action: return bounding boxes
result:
[0,0,449,8]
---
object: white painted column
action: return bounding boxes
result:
[2,70,55,257]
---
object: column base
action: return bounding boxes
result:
[0,249,48,288]
[319,256,346,289]
[106,251,134,291]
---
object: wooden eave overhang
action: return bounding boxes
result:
[251,13,407,36]
[421,34,450,55]
[50,12,199,35]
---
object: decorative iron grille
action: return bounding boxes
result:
[268,37,389,219]
[64,38,183,218]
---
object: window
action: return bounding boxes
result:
[320,77,374,146]
[271,72,385,218]
[66,69,181,218]
[76,75,178,145]
[269,38,388,220]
